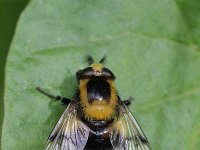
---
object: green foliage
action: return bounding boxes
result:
[0,0,29,146]
[2,0,200,149]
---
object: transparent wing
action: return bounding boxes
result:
[110,102,151,150]
[44,102,89,150]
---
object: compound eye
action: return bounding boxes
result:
[78,67,94,79]
[102,68,115,79]
[76,69,82,80]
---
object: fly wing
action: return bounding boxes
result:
[110,102,151,150]
[44,102,89,150]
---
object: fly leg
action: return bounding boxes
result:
[36,87,71,105]
[123,97,133,106]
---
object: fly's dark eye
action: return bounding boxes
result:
[77,67,115,80]
[102,68,115,79]
[78,67,94,79]
[76,69,82,79]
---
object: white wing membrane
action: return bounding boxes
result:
[44,101,151,150]
[110,103,151,150]
[44,103,89,150]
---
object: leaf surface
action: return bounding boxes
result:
[2,0,200,149]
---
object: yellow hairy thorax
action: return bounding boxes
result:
[79,79,118,121]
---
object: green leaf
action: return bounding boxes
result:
[0,0,29,146]
[2,0,200,149]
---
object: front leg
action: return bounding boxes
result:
[36,87,71,105]
[123,97,133,106]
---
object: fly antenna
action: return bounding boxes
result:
[99,55,106,64]
[86,55,94,65]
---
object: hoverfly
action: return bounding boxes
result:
[37,56,151,150]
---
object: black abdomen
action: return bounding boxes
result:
[84,132,113,150]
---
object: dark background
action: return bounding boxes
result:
[0,0,29,144]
